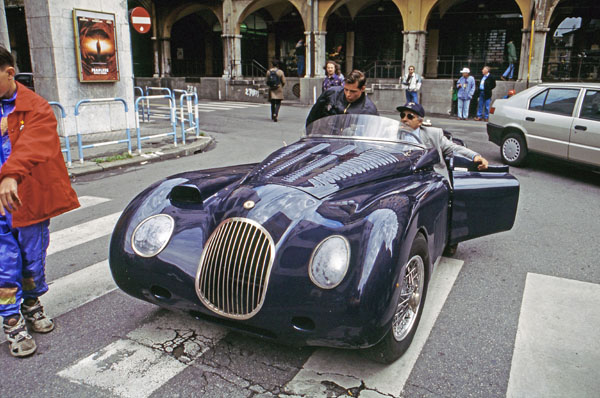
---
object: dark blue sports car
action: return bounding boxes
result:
[109,114,519,363]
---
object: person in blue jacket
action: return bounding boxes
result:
[456,67,476,120]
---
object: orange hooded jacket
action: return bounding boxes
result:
[0,82,79,227]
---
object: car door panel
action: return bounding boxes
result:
[524,88,580,159]
[449,171,519,245]
[569,89,600,166]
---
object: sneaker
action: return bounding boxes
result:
[3,315,37,357]
[21,299,55,333]
[501,76,507,81]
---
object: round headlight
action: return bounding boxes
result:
[131,214,174,257]
[309,235,350,289]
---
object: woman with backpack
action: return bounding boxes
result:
[266,59,286,122]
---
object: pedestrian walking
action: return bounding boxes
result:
[501,40,517,81]
[475,66,496,121]
[266,59,286,122]
[0,46,80,357]
[456,67,476,120]
[322,60,344,92]
[401,65,423,104]
[295,38,305,77]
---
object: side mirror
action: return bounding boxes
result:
[413,148,440,172]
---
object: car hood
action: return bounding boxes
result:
[242,139,423,199]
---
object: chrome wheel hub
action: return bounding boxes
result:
[392,254,425,341]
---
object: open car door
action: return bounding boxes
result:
[448,157,519,245]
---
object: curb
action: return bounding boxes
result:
[68,136,215,178]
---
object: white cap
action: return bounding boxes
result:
[460,67,470,74]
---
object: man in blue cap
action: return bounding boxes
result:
[396,102,488,182]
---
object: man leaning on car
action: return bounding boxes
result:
[306,69,378,126]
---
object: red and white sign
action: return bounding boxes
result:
[130,7,151,34]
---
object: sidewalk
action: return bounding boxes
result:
[63,118,214,178]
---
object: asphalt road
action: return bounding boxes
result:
[2,101,599,398]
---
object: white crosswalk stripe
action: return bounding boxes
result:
[72,195,111,211]
[46,211,122,256]
[506,273,600,398]
[58,313,227,398]
[145,101,267,117]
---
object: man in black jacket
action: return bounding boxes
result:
[475,66,496,121]
[306,70,378,126]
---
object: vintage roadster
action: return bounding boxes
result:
[109,114,519,363]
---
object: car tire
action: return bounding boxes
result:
[501,132,527,166]
[363,234,429,364]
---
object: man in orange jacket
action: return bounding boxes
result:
[0,46,80,357]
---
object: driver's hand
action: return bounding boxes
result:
[473,155,489,171]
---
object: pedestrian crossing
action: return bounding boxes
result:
[143,100,268,120]
[2,195,599,398]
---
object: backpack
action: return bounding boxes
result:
[266,69,281,89]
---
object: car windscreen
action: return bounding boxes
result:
[304,114,424,146]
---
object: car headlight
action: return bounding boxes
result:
[309,235,350,289]
[131,214,174,257]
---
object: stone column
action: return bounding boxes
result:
[425,29,439,78]
[313,31,326,77]
[23,0,135,138]
[402,30,427,77]
[0,0,10,51]
[304,30,312,77]
[345,31,354,75]
[222,34,241,79]
[160,37,171,77]
[519,27,548,84]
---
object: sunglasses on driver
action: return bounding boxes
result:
[400,112,417,120]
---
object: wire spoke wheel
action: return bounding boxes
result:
[393,254,425,341]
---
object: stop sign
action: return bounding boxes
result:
[131,7,151,34]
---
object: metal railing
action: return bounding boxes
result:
[362,60,404,79]
[49,101,72,167]
[134,94,177,154]
[542,53,600,82]
[172,89,200,144]
[241,59,268,78]
[74,98,131,163]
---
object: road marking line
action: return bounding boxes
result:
[58,339,188,398]
[0,260,117,344]
[506,273,600,398]
[72,196,111,211]
[284,257,464,397]
[58,311,228,397]
[204,101,265,107]
[199,103,257,109]
[47,212,122,256]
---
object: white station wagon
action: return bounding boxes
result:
[487,82,600,167]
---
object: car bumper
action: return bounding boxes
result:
[109,253,392,349]
[486,122,504,146]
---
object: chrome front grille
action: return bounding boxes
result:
[195,218,275,319]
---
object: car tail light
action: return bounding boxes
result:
[490,107,495,114]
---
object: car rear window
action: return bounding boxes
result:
[580,90,600,121]
[529,88,580,116]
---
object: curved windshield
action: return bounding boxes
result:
[305,114,423,146]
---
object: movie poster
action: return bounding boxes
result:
[73,9,120,82]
